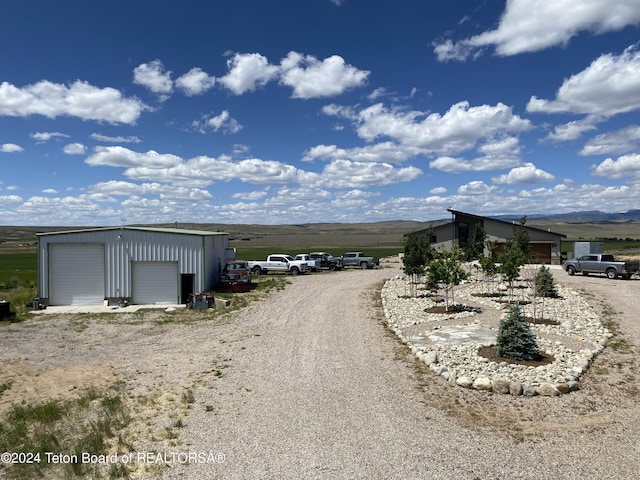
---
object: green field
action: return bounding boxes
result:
[3,220,640,289]
[0,252,37,287]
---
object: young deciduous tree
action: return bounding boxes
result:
[403,230,435,296]
[498,216,530,302]
[427,243,469,311]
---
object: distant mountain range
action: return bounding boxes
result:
[492,210,640,224]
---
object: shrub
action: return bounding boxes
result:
[495,305,540,361]
[535,266,558,298]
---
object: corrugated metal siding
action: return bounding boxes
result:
[38,228,229,303]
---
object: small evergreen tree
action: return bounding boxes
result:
[495,305,540,361]
[465,222,487,261]
[535,266,558,298]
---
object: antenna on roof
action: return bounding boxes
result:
[120,218,126,229]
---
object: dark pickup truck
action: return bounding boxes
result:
[564,254,640,279]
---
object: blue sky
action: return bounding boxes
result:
[1,0,640,226]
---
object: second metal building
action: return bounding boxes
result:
[36,226,232,306]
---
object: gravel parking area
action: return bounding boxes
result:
[1,260,639,479]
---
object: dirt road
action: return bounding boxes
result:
[1,262,639,479]
[160,264,640,480]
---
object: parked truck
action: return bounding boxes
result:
[309,252,344,270]
[247,254,310,276]
[294,254,321,271]
[219,260,252,292]
[341,251,379,269]
[564,253,640,279]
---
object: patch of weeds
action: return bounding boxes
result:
[589,366,610,375]
[0,382,134,480]
[0,381,12,397]
[181,388,195,405]
[205,405,214,412]
[600,301,633,353]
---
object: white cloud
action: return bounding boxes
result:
[0,80,147,124]
[206,110,242,134]
[90,133,142,143]
[430,153,521,173]
[0,194,22,204]
[591,153,640,179]
[1,143,23,153]
[491,162,556,184]
[580,125,640,155]
[434,0,640,61]
[218,53,279,95]
[133,60,173,96]
[279,52,369,99]
[63,143,86,155]
[85,146,182,168]
[527,44,640,116]
[42,188,58,194]
[353,101,531,155]
[30,132,69,143]
[430,187,447,195]
[456,180,496,195]
[232,189,270,201]
[302,159,422,189]
[175,67,216,96]
[543,116,601,143]
[302,141,415,164]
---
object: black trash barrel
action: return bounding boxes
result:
[0,300,11,320]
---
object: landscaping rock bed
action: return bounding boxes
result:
[381,274,613,396]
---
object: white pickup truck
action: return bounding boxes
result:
[247,254,310,276]
[294,254,321,271]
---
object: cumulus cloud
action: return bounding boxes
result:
[580,125,640,155]
[457,180,496,195]
[527,44,640,116]
[434,0,640,61]
[232,189,270,201]
[30,132,69,143]
[90,133,142,143]
[491,162,556,184]
[206,110,242,134]
[175,67,216,96]
[351,101,531,155]
[218,53,279,95]
[1,143,23,153]
[63,143,86,155]
[279,52,369,99]
[133,60,173,97]
[543,116,601,143]
[429,154,521,173]
[217,51,369,98]
[302,141,415,164]
[85,146,183,168]
[0,80,148,124]
[302,159,422,189]
[591,153,640,179]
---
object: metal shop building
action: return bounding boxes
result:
[36,226,232,306]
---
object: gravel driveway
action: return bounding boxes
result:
[1,261,639,479]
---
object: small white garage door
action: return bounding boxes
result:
[49,244,105,305]
[132,262,178,304]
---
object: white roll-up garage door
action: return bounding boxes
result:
[132,261,178,304]
[49,244,105,305]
